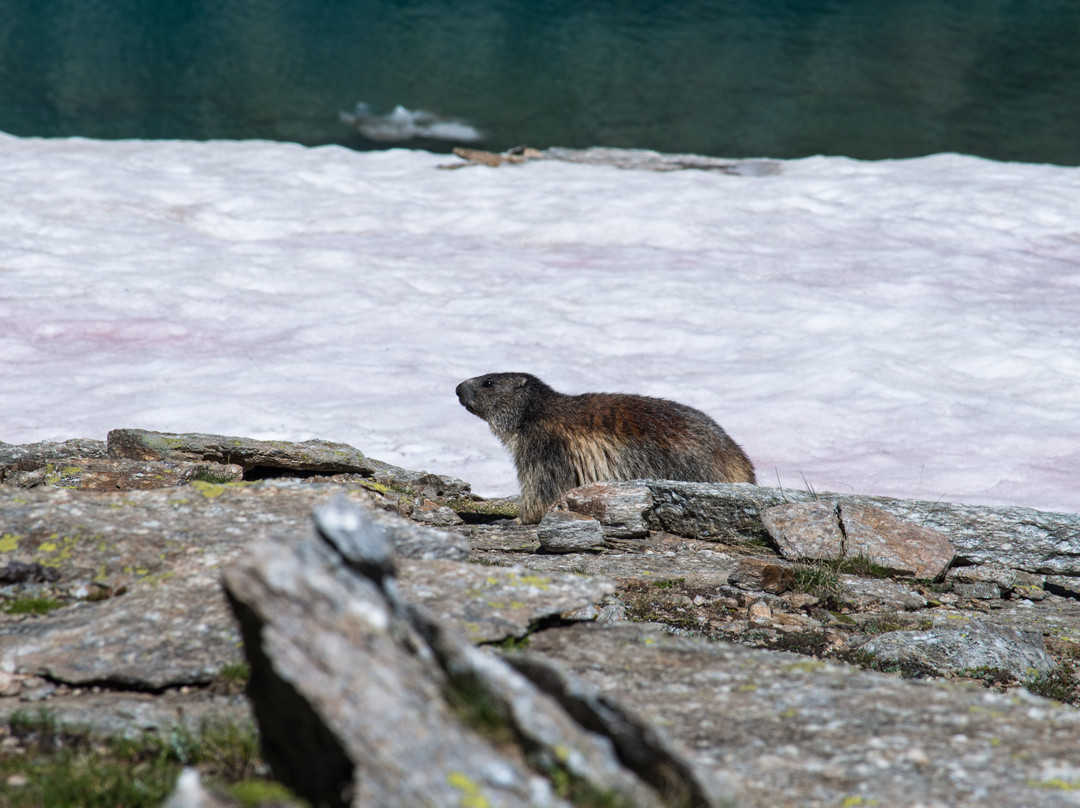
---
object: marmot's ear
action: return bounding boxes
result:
[514,376,528,388]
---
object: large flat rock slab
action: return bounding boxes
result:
[0,580,241,689]
[397,558,615,643]
[0,481,469,589]
[105,428,472,497]
[0,482,477,725]
[0,691,252,741]
[523,622,1080,808]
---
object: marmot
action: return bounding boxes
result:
[456,372,756,524]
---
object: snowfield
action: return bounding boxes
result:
[2,134,1078,513]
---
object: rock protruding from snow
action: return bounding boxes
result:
[106,428,473,497]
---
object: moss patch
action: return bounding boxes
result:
[2,596,63,616]
[446,498,521,522]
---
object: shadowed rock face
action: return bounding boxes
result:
[222,499,710,808]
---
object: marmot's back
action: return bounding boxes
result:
[456,372,755,524]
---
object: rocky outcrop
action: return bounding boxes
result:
[106,428,473,499]
[223,498,699,808]
[523,621,1080,808]
[546,479,1080,575]
[1,432,1080,807]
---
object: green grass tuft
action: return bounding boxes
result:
[2,597,63,616]
[791,563,844,604]
[1025,663,1080,705]
[0,711,303,808]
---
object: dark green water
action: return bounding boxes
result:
[2,0,1078,163]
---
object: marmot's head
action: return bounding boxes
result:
[456,372,553,439]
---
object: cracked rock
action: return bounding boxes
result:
[761,501,955,579]
[223,498,684,808]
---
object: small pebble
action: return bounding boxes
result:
[748,600,772,621]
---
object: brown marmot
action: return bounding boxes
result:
[455,372,756,524]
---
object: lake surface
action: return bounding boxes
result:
[1,0,1078,163]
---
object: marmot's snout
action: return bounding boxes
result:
[455,378,481,415]
[455,380,470,404]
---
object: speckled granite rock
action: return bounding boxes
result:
[523,621,1080,808]
[559,479,1080,575]
[223,499,677,808]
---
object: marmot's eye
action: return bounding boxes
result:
[482,379,495,388]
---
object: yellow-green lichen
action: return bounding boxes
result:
[508,573,551,590]
[358,478,397,496]
[446,771,491,808]
[38,535,78,568]
[784,660,827,674]
[0,533,21,553]
[190,480,226,498]
[1030,778,1080,791]
[446,498,520,519]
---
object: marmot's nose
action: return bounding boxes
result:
[455,381,469,402]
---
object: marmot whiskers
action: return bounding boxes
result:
[456,372,755,523]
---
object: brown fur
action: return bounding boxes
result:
[456,372,755,523]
